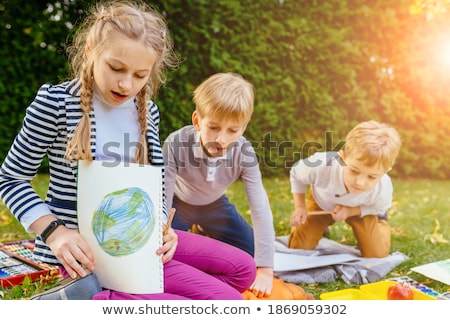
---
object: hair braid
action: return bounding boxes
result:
[135,85,149,164]
[65,61,94,161]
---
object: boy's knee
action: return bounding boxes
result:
[359,233,391,258]
[288,227,319,249]
[360,246,390,258]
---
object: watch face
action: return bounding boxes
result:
[41,220,64,243]
[46,221,58,231]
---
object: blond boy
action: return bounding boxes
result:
[289,120,401,258]
[163,73,275,296]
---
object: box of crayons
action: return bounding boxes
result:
[0,240,59,288]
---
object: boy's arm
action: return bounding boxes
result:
[250,266,274,298]
[332,205,361,221]
[289,160,309,226]
[293,192,306,208]
[239,143,275,297]
[291,193,307,226]
[162,136,177,216]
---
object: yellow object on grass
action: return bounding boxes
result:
[320,281,436,300]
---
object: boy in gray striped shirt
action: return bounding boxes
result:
[163,72,275,297]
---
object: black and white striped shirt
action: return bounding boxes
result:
[0,79,165,265]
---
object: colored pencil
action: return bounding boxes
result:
[163,208,176,236]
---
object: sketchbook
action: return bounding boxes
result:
[77,160,164,294]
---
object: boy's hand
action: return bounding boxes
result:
[332,205,361,221]
[249,267,273,298]
[290,207,307,226]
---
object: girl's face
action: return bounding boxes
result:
[341,151,387,194]
[192,110,247,157]
[92,35,156,105]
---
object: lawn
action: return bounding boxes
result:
[228,176,450,297]
[1,174,449,299]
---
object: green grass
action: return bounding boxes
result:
[228,177,450,297]
[1,174,449,299]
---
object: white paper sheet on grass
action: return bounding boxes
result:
[274,252,362,272]
[77,160,164,294]
[411,259,450,285]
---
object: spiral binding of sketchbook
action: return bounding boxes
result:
[157,181,164,291]
[77,160,164,294]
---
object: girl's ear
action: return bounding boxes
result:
[192,110,200,131]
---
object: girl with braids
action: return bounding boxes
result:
[0,0,255,300]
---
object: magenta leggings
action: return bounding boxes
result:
[93,230,256,300]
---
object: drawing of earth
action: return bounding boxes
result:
[92,187,156,257]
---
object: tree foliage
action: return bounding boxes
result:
[1,0,450,178]
[0,0,88,167]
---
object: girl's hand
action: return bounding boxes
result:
[290,207,307,226]
[46,227,95,279]
[157,227,178,263]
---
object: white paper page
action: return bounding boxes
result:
[274,252,362,272]
[411,259,450,285]
[77,160,163,294]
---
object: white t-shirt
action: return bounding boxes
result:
[93,95,139,163]
[290,152,393,217]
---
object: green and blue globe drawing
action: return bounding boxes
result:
[92,187,156,257]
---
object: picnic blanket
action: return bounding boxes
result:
[274,235,409,285]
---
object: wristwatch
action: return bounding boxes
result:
[40,219,65,243]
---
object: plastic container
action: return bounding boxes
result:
[320,288,377,300]
[320,281,438,300]
[360,281,436,300]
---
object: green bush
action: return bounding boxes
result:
[1,0,450,178]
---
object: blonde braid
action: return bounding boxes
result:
[135,85,149,164]
[65,61,94,161]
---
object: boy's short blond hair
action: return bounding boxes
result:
[343,120,401,171]
[193,73,254,124]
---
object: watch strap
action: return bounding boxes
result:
[40,219,65,243]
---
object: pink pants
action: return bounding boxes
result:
[93,230,256,300]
